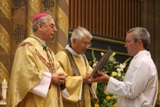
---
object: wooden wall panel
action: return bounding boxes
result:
[68,0,141,40]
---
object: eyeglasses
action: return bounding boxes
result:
[80,41,92,47]
[49,24,56,29]
[41,23,56,29]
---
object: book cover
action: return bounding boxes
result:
[90,50,113,78]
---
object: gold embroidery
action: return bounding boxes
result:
[0,0,12,22]
[28,0,41,14]
[55,3,68,35]
[27,18,33,36]
[0,62,9,83]
[0,25,11,54]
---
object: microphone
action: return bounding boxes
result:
[43,46,47,50]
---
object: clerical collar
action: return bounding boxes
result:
[28,35,47,50]
[65,45,80,57]
[30,35,46,45]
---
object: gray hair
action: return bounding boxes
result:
[127,27,150,49]
[32,15,53,32]
[70,26,92,42]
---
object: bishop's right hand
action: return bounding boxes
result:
[52,72,66,85]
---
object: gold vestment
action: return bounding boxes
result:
[56,49,97,107]
[7,36,64,107]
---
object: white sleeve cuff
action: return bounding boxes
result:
[30,72,51,98]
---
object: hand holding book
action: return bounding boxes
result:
[90,50,113,78]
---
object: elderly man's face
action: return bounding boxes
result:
[72,36,91,54]
[40,19,57,41]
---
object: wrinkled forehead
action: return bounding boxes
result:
[44,18,55,25]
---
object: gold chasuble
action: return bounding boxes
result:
[56,48,98,107]
[7,36,64,107]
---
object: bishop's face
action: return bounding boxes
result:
[39,19,57,41]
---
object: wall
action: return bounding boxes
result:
[141,0,160,78]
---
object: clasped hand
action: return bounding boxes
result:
[52,72,66,85]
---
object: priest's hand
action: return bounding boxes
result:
[90,71,110,83]
[52,72,66,85]
[83,72,92,84]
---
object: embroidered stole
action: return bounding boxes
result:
[64,49,99,106]
[28,36,61,107]
[64,49,85,107]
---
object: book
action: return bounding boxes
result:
[90,50,113,78]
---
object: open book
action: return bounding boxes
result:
[90,50,113,78]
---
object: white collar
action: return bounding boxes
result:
[65,45,81,57]
[31,35,46,45]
